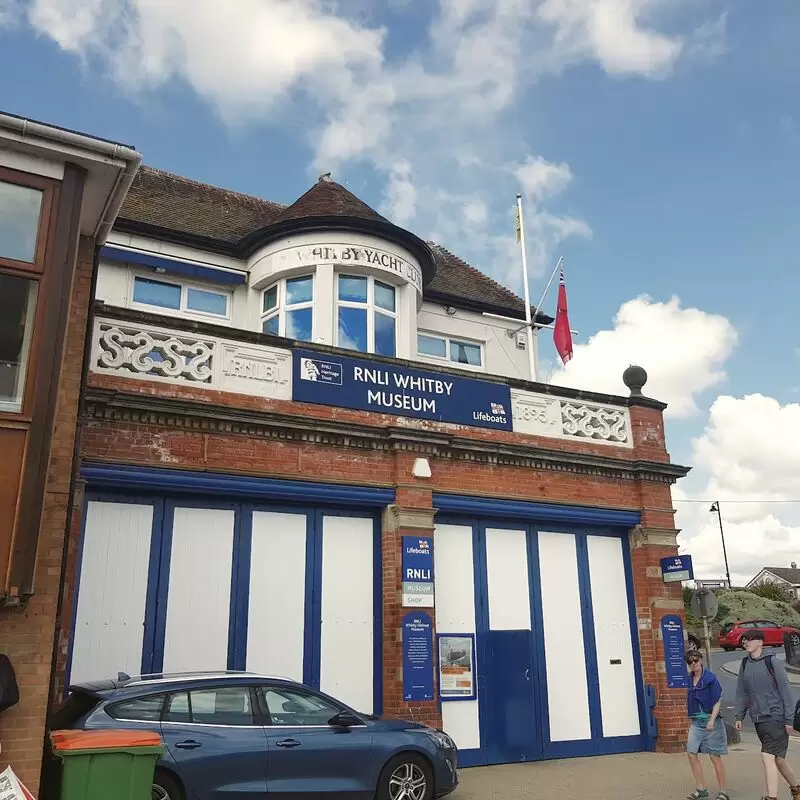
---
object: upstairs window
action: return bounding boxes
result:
[336,274,396,357]
[132,276,230,320]
[418,333,482,368]
[261,275,314,342]
[0,180,43,264]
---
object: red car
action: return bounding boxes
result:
[717,619,800,651]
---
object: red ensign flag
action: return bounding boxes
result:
[553,269,573,364]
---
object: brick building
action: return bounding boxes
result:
[0,115,691,792]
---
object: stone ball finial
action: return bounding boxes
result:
[623,364,647,397]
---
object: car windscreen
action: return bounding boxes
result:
[721,623,734,634]
[47,690,103,730]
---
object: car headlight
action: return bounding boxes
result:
[423,729,455,749]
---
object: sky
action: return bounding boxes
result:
[1,0,799,585]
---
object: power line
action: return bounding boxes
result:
[674,499,800,504]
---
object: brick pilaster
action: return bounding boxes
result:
[381,503,442,729]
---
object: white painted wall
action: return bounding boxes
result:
[70,501,153,684]
[319,515,374,713]
[247,511,307,681]
[94,235,540,381]
[415,302,533,380]
[537,531,591,742]
[162,507,234,673]
[587,536,641,738]
[434,523,481,751]
[485,527,531,631]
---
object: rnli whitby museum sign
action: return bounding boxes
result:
[292,349,513,432]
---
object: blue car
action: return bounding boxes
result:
[46,671,459,800]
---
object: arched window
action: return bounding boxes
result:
[336,274,397,357]
[261,275,314,341]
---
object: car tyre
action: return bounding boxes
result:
[152,770,183,800]
[722,646,733,652]
[376,753,433,800]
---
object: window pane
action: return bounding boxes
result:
[190,688,254,726]
[164,692,191,724]
[287,276,313,306]
[262,314,280,335]
[338,306,367,352]
[450,340,481,366]
[108,695,165,722]
[263,286,278,313]
[261,687,340,726]
[0,181,43,263]
[133,277,181,310]
[287,307,313,341]
[187,287,228,316]
[0,275,37,412]
[375,311,396,357]
[375,281,396,312]
[338,275,367,303]
[418,334,446,358]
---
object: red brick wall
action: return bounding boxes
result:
[0,238,94,792]
[71,372,685,756]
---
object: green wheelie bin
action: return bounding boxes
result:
[49,729,165,800]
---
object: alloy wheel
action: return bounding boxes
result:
[152,785,171,800]
[388,762,427,800]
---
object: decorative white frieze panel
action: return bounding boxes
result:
[511,389,632,448]
[92,318,292,401]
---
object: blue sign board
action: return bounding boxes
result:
[661,555,694,583]
[292,349,513,432]
[403,612,434,702]
[402,536,434,607]
[661,614,689,689]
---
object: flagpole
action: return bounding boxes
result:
[516,193,537,381]
[532,256,563,325]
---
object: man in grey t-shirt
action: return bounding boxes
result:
[734,629,800,800]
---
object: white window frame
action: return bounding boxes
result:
[334,273,398,357]
[261,274,315,341]
[417,331,484,370]
[129,272,232,323]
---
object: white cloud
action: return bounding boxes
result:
[9,0,723,292]
[675,394,800,585]
[383,160,417,226]
[550,295,737,417]
[537,0,683,77]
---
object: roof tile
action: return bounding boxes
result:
[118,166,541,320]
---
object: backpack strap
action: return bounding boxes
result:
[765,654,779,689]
[740,656,748,675]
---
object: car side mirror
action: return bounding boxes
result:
[329,710,361,727]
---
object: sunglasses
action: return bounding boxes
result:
[687,657,702,664]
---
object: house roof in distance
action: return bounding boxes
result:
[116,166,553,325]
[759,567,800,585]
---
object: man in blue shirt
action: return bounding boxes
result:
[685,649,729,800]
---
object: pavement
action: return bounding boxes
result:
[455,737,800,799]
[453,652,800,799]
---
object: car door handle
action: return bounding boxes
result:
[275,739,301,748]
[175,740,202,750]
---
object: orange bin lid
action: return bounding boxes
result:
[50,729,162,751]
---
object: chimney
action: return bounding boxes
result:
[792,561,797,569]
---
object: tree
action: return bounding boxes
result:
[748,582,794,603]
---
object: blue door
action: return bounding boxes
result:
[160,686,269,799]
[482,630,538,764]
[259,684,374,798]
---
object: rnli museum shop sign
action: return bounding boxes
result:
[292,349,513,432]
[402,535,434,608]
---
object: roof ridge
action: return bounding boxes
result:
[139,165,287,209]
[428,241,526,307]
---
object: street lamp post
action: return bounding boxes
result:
[709,501,732,590]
